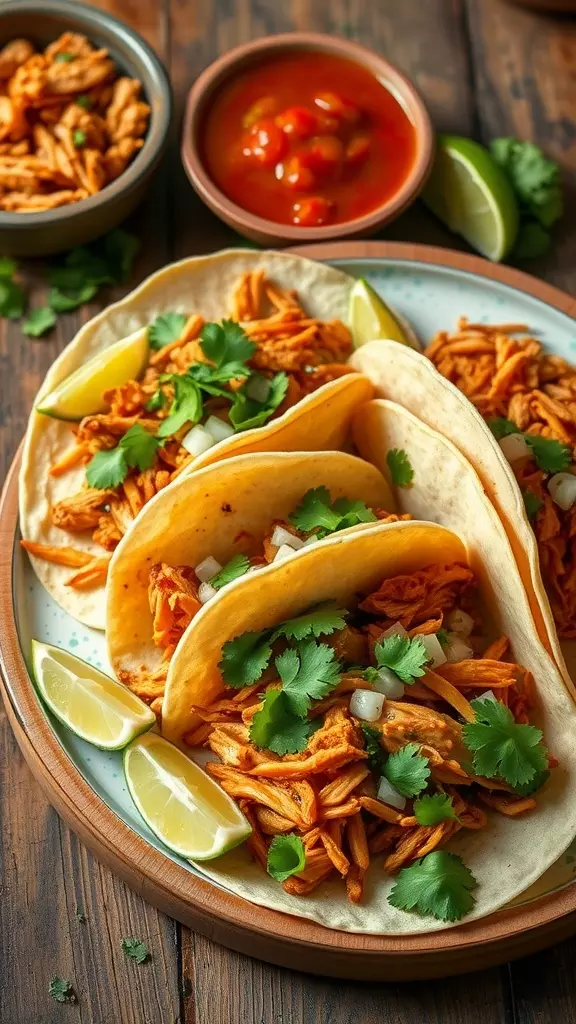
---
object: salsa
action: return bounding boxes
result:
[200,52,417,227]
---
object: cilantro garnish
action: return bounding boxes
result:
[0,277,26,319]
[274,603,348,642]
[383,743,430,798]
[49,283,98,312]
[490,138,562,260]
[148,312,188,349]
[0,256,17,278]
[386,448,414,487]
[374,634,429,685]
[228,371,289,431]
[55,52,74,62]
[145,388,167,412]
[76,94,93,110]
[75,909,86,922]
[388,851,477,922]
[513,768,550,797]
[250,688,316,754]
[487,417,517,440]
[210,554,250,590]
[86,424,162,489]
[156,375,202,438]
[436,628,450,648]
[275,640,341,717]
[49,977,76,1003]
[523,489,542,521]
[524,434,571,473]
[289,486,377,538]
[200,319,256,374]
[220,629,274,688]
[413,793,459,826]
[22,306,56,337]
[462,697,548,789]
[121,937,150,964]
[267,833,306,882]
[360,722,387,775]
[73,128,87,148]
[44,231,139,319]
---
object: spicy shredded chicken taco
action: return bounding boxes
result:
[158,520,576,934]
[20,249,373,629]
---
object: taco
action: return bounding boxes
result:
[350,333,576,698]
[158,520,576,935]
[20,248,373,629]
[107,450,398,714]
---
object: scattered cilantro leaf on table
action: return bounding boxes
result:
[0,277,26,318]
[228,371,289,431]
[374,634,428,685]
[267,833,306,881]
[210,554,251,590]
[103,228,140,282]
[490,138,563,260]
[86,424,162,489]
[49,977,76,1003]
[388,851,477,922]
[462,697,548,789]
[75,909,86,923]
[219,629,274,688]
[522,489,542,521]
[49,282,98,312]
[289,486,377,537]
[22,306,56,337]
[0,256,18,278]
[148,312,188,349]
[276,640,341,717]
[274,603,348,642]
[250,688,316,754]
[360,722,388,775]
[383,743,430,798]
[513,221,551,261]
[413,793,459,826]
[121,937,150,964]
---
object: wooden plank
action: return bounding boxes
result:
[510,939,576,1024]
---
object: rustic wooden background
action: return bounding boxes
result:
[2,0,576,1021]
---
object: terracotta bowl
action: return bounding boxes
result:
[0,0,172,256]
[181,33,435,246]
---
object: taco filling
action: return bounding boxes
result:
[426,318,576,638]
[21,270,354,590]
[184,561,553,921]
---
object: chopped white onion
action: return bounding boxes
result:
[349,689,385,722]
[377,775,406,811]
[270,525,304,550]
[372,668,405,699]
[499,433,531,463]
[443,633,474,664]
[181,424,216,456]
[447,607,474,638]
[195,555,222,582]
[478,689,497,702]
[204,415,235,443]
[418,633,447,668]
[273,543,297,563]
[381,621,408,639]
[245,375,270,402]
[198,581,218,604]
[548,472,576,511]
[301,533,320,548]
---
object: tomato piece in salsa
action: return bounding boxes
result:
[200,52,417,228]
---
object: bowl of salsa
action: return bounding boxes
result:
[182,34,434,244]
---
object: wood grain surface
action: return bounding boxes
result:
[2,0,576,1022]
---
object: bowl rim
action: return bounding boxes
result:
[0,0,172,229]
[181,32,435,242]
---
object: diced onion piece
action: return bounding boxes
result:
[270,525,304,550]
[478,689,497,703]
[198,581,218,604]
[195,555,222,582]
[181,424,216,456]
[443,632,474,663]
[245,375,270,402]
[418,633,447,668]
[377,775,406,811]
[349,689,385,722]
[273,543,297,563]
[372,668,405,699]
[381,621,408,639]
[204,415,235,443]
[447,607,474,637]
[499,433,531,463]
[548,472,576,511]
[301,533,320,548]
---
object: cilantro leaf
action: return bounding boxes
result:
[73,128,87,148]
[148,312,188,349]
[436,628,450,648]
[384,743,430,797]
[145,388,167,412]
[374,634,429,685]
[0,256,18,277]
[289,487,377,538]
[490,138,562,229]
[388,851,477,922]
[250,688,315,754]
[386,448,414,487]
[513,220,551,261]
[55,52,74,62]
[76,93,93,110]
[523,488,542,521]
[524,433,571,473]
[487,417,517,440]
[103,228,140,282]
[86,446,127,489]
[0,278,26,319]
[200,319,255,372]
[275,640,341,717]
[360,722,388,775]
[49,977,76,1003]
[462,698,548,788]
[49,283,98,312]
[75,909,86,922]
[121,424,162,471]
[228,371,289,431]
[121,937,150,964]
[210,553,251,590]
[267,833,306,881]
[22,306,56,337]
[331,496,378,530]
[273,603,348,642]
[157,375,203,438]
[513,768,550,796]
[219,629,274,688]
[413,793,459,826]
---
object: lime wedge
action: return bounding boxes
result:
[32,640,155,749]
[124,733,252,861]
[349,278,420,350]
[36,326,149,421]
[422,135,519,262]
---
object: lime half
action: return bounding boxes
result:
[422,135,519,262]
[349,278,420,350]
[32,640,155,749]
[124,733,252,861]
[36,326,149,421]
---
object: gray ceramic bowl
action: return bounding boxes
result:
[0,0,171,256]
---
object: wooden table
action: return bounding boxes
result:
[3,0,576,1021]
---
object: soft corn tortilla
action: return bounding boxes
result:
[20,248,371,630]
[162,520,576,935]
[107,450,393,683]
[351,340,575,698]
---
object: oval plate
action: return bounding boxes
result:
[2,241,576,981]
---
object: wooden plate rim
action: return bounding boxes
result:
[2,240,576,968]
